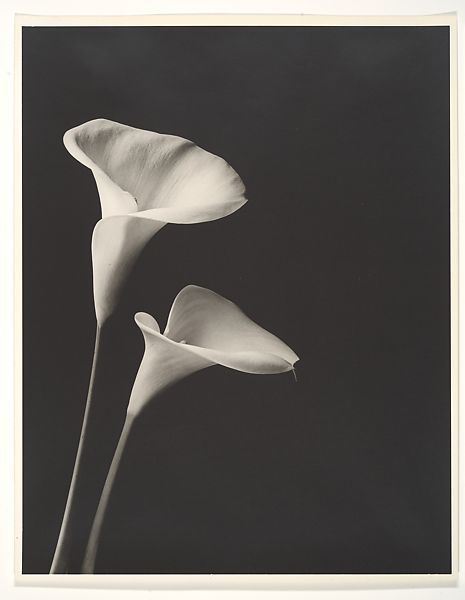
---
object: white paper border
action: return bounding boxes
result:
[8,8,459,594]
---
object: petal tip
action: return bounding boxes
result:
[134,312,160,334]
[62,126,77,153]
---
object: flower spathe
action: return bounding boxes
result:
[63,119,247,323]
[128,285,299,416]
[81,286,298,572]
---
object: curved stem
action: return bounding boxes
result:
[81,413,135,574]
[50,327,102,574]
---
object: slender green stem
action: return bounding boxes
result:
[50,326,101,574]
[81,412,136,574]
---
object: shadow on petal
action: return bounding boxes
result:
[64,119,248,324]
[128,286,299,416]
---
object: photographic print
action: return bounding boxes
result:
[17,14,457,584]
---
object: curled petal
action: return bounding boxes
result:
[128,287,299,415]
[128,313,213,416]
[64,119,248,323]
[64,118,247,221]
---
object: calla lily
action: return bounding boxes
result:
[51,121,246,574]
[64,118,247,324]
[129,284,299,415]
[81,285,299,573]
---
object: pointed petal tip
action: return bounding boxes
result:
[283,357,300,372]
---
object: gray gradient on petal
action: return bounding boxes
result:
[63,119,248,324]
[128,286,299,416]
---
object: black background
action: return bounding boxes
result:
[22,26,451,574]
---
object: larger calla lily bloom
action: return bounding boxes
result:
[81,285,299,573]
[64,118,247,324]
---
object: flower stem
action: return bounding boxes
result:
[81,412,135,574]
[50,327,102,574]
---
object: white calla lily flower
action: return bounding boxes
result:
[82,285,299,573]
[64,119,247,323]
[129,284,299,415]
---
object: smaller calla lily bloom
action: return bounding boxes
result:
[63,119,247,324]
[128,285,299,416]
[82,284,299,573]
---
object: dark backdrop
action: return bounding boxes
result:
[22,25,451,574]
